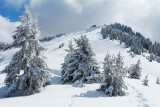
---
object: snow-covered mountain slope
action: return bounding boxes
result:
[0,26,160,107]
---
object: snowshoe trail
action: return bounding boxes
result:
[126,82,150,107]
[68,93,76,107]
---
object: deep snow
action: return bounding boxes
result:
[0,27,160,107]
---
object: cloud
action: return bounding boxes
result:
[0,15,20,43]
[63,0,83,14]
[29,0,45,8]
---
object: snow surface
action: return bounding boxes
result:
[0,27,160,107]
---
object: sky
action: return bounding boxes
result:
[0,0,160,43]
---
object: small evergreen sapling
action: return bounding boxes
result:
[143,74,149,86]
[129,59,142,79]
[156,77,160,85]
[65,40,74,53]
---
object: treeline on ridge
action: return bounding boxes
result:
[101,23,160,62]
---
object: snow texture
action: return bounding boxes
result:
[0,26,160,106]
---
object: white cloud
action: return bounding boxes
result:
[29,0,45,8]
[0,15,20,43]
[63,0,83,14]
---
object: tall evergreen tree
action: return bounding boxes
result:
[61,51,79,84]
[61,36,101,84]
[98,52,127,96]
[61,40,77,83]
[128,60,142,79]
[1,8,51,96]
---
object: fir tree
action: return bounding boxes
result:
[143,74,149,86]
[65,40,74,53]
[61,36,101,84]
[61,39,76,83]
[98,52,127,96]
[61,49,79,84]
[73,36,101,83]
[1,8,51,96]
[156,77,160,85]
[129,59,142,79]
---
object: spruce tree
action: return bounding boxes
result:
[98,52,127,96]
[143,74,149,86]
[156,77,160,85]
[65,40,74,53]
[129,59,142,79]
[61,36,101,84]
[73,36,101,83]
[1,8,51,96]
[61,40,77,83]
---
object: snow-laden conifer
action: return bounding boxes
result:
[98,52,127,96]
[129,60,142,79]
[156,77,160,85]
[73,36,101,83]
[65,40,74,53]
[61,40,77,83]
[61,36,101,84]
[1,8,51,96]
[143,74,149,86]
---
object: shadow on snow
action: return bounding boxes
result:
[76,90,107,98]
[50,69,62,85]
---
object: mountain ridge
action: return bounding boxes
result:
[0,24,160,107]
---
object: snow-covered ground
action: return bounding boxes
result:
[0,27,160,107]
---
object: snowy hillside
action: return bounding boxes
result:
[0,26,160,107]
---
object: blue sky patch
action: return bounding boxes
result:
[0,0,29,22]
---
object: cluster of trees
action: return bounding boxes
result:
[62,37,131,96]
[61,37,155,96]
[59,43,64,48]
[148,42,160,62]
[128,60,148,86]
[0,42,10,51]
[40,33,66,42]
[101,23,160,63]
[0,42,6,50]
[1,33,67,51]
[0,34,67,51]
[62,36,151,96]
[128,60,159,87]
